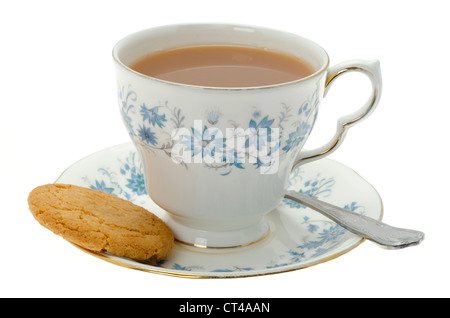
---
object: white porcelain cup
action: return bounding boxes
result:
[113,23,382,248]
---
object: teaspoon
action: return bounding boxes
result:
[284,190,424,249]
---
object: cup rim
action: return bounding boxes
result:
[112,23,330,91]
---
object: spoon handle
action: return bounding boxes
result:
[285,191,424,249]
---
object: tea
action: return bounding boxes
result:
[129,45,315,87]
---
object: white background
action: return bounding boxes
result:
[2,0,449,298]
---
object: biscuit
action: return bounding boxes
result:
[28,183,174,261]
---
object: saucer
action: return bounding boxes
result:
[56,143,383,278]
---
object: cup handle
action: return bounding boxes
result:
[294,59,382,167]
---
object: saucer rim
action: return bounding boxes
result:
[57,142,383,279]
[72,240,366,279]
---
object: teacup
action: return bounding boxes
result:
[112,23,382,248]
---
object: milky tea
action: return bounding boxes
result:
[129,45,314,87]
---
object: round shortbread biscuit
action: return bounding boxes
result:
[28,183,174,260]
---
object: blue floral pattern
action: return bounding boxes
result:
[282,122,312,152]
[82,150,147,204]
[180,126,225,160]
[118,85,319,175]
[140,103,167,128]
[283,173,335,209]
[137,124,158,146]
